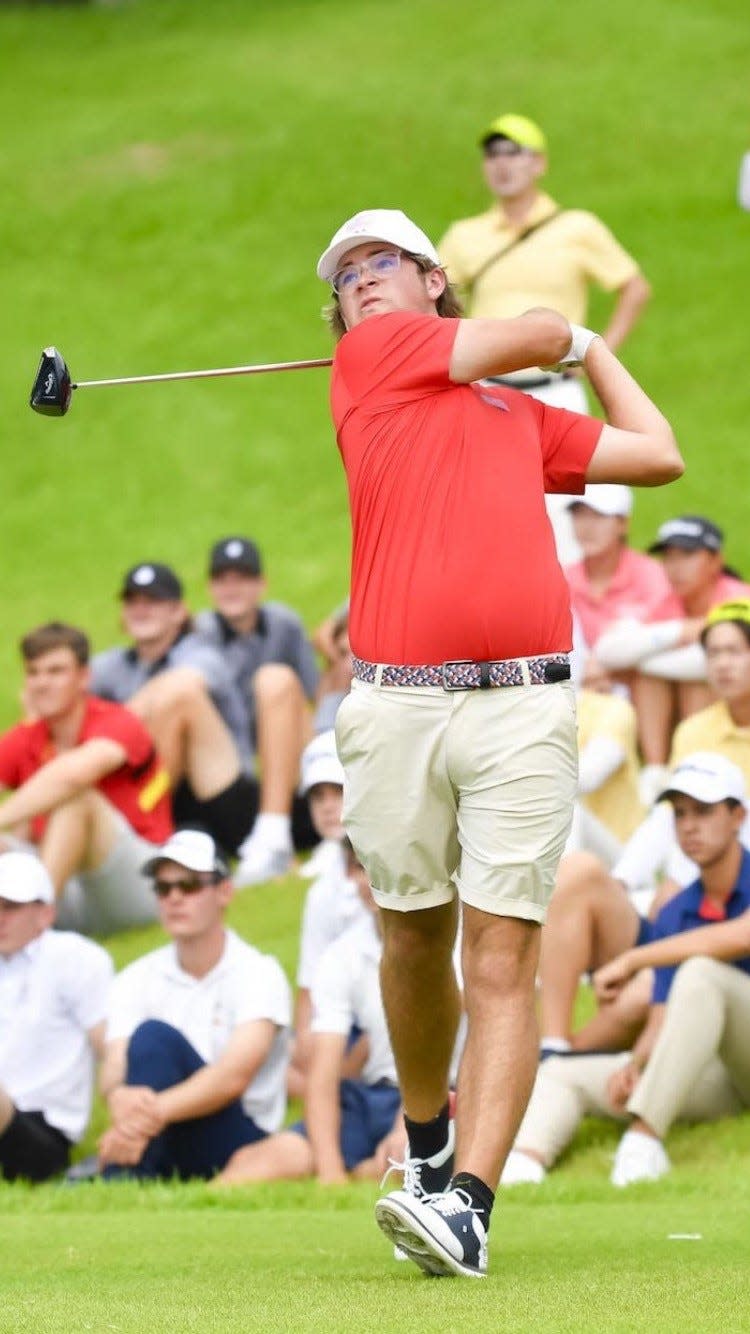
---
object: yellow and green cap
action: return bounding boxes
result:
[702,599,750,637]
[479,113,547,154]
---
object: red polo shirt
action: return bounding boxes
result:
[0,696,173,844]
[331,311,602,664]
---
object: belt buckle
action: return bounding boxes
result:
[441,659,475,691]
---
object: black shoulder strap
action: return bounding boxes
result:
[465,210,564,298]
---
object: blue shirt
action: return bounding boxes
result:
[650,847,750,1003]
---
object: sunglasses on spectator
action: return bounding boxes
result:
[152,876,218,898]
[483,140,530,158]
[331,249,402,295]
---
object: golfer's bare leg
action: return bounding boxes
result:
[379,900,460,1121]
[129,668,240,797]
[539,852,640,1042]
[454,909,541,1186]
[253,664,313,814]
[39,790,120,892]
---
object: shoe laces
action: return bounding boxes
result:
[380,1153,424,1195]
[431,1188,480,1219]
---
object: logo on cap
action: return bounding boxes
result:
[133,565,157,586]
[225,541,244,559]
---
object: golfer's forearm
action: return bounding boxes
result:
[449,308,570,383]
[585,339,672,438]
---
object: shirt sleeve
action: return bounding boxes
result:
[0,725,28,788]
[63,939,115,1031]
[87,703,155,771]
[571,211,641,291]
[309,940,355,1036]
[334,312,459,408]
[233,955,291,1029]
[523,396,603,494]
[649,892,694,1003]
[106,961,148,1041]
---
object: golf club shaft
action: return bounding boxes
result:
[72,357,332,390]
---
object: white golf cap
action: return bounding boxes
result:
[317,209,440,283]
[0,852,55,905]
[141,829,229,878]
[658,752,747,807]
[568,484,633,518]
[300,730,345,794]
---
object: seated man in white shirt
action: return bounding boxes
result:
[215,841,440,1186]
[0,852,113,1182]
[98,829,291,1180]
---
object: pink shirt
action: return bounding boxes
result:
[656,571,750,620]
[565,547,675,648]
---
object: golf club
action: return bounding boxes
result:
[29,346,333,417]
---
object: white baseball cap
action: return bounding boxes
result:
[317,209,440,283]
[658,752,747,807]
[301,730,345,794]
[0,852,55,905]
[568,484,633,518]
[141,829,230,878]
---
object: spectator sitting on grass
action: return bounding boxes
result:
[288,733,370,1098]
[91,561,316,883]
[194,537,320,882]
[502,753,750,1187]
[312,610,352,736]
[0,622,172,935]
[0,852,112,1183]
[98,829,291,1181]
[595,517,750,776]
[214,840,412,1186]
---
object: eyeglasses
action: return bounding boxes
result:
[483,140,528,159]
[331,249,402,295]
[152,876,215,898]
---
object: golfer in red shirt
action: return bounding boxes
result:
[316,209,684,1277]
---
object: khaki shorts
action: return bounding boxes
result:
[335,677,577,922]
[56,812,160,936]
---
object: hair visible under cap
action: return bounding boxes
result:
[325,254,463,341]
[20,622,90,666]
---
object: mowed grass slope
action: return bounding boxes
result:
[1,2,750,1328]
[1,0,748,722]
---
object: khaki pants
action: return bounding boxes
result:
[516,958,750,1164]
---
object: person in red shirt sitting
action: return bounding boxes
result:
[0,623,173,935]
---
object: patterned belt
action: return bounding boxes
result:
[352,654,571,691]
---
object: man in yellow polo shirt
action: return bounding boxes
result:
[438,113,651,562]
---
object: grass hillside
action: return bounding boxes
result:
[1,3,749,1327]
[1,0,748,723]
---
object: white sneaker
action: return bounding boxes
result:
[375,1188,488,1278]
[500,1150,546,1187]
[234,839,293,887]
[611,1129,670,1187]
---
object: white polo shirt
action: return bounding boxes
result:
[106,928,291,1133]
[0,931,113,1142]
[297,857,369,990]
[310,914,397,1086]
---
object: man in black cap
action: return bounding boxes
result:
[594,516,750,780]
[90,561,314,882]
[195,538,319,883]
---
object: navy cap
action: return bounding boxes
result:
[209,537,263,577]
[120,562,183,601]
[648,516,723,554]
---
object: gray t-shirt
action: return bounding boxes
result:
[90,632,254,771]
[194,604,319,738]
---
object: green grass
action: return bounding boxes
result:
[2,1,750,1327]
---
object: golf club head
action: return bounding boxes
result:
[30,346,72,416]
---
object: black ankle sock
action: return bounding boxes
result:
[450,1172,495,1229]
[404,1102,450,1161]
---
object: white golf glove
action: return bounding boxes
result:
[556,324,602,369]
